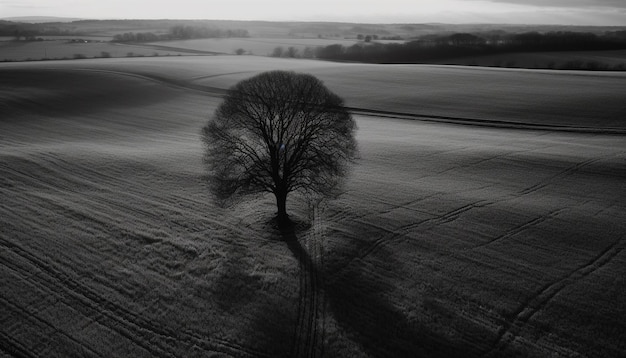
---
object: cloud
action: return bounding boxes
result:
[484,0,626,9]
[1,0,624,25]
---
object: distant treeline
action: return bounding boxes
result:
[112,26,249,42]
[0,20,248,42]
[314,31,626,63]
[0,20,79,39]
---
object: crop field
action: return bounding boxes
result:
[147,37,359,56]
[1,56,625,358]
[0,37,359,62]
[0,40,208,62]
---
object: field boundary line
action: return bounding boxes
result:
[16,66,626,135]
[349,108,626,135]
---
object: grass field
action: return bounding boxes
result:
[0,37,357,62]
[147,37,359,56]
[0,39,206,61]
[1,56,625,357]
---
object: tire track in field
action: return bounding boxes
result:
[519,158,599,196]
[329,152,617,276]
[328,200,490,281]
[473,208,566,249]
[0,295,104,358]
[482,238,625,358]
[470,154,620,250]
[375,193,441,216]
[359,200,490,259]
[291,206,324,358]
[311,206,326,358]
[0,237,272,358]
[0,330,39,358]
[0,243,172,358]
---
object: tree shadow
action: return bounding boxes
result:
[209,227,298,358]
[231,209,493,358]
[282,226,482,358]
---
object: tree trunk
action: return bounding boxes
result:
[275,189,290,228]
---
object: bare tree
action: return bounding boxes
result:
[202,71,357,228]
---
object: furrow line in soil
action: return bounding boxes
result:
[315,206,326,358]
[0,295,104,358]
[37,153,259,238]
[0,329,39,358]
[309,206,324,358]
[332,150,617,277]
[291,205,324,358]
[329,148,616,280]
[0,236,271,358]
[327,200,490,282]
[306,236,319,358]
[365,200,489,261]
[482,238,624,358]
[1,156,259,252]
[291,239,309,358]
[0,247,171,358]
[519,158,599,196]
[473,208,566,249]
[376,193,441,216]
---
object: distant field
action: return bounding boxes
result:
[0,37,358,61]
[1,58,625,357]
[5,56,624,130]
[147,37,359,56]
[0,40,204,61]
[5,33,626,73]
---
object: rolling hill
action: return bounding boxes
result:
[1,56,625,357]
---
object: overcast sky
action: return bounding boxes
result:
[2,0,625,25]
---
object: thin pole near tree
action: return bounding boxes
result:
[201,70,357,229]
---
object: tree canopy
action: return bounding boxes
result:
[202,71,357,228]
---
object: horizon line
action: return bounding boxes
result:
[3,16,626,28]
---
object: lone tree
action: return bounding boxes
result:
[202,71,357,228]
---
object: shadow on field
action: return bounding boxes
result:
[281,226,471,358]
[0,69,182,119]
[210,234,296,358]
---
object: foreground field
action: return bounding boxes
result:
[1,57,625,357]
